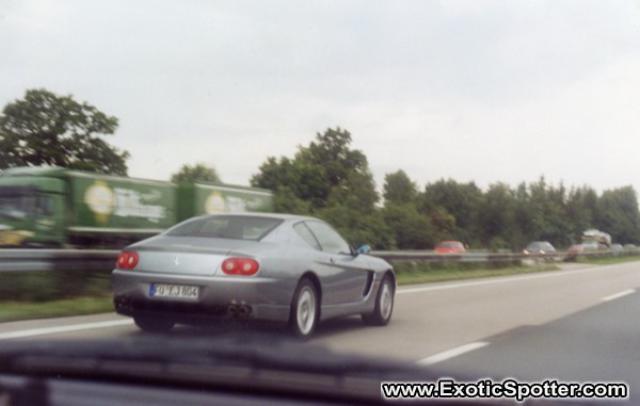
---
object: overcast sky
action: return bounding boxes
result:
[3,0,640,193]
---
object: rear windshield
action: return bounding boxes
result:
[438,241,463,248]
[166,215,283,241]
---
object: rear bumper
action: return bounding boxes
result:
[112,270,291,323]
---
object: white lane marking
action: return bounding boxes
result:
[0,319,133,340]
[397,264,625,295]
[418,342,489,366]
[602,289,635,302]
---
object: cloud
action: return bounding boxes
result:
[2,0,640,194]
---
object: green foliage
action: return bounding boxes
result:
[252,126,640,250]
[252,127,391,248]
[477,183,518,248]
[423,178,640,249]
[272,186,312,214]
[383,170,418,204]
[252,127,373,211]
[421,179,483,244]
[595,186,640,243]
[318,205,393,249]
[382,203,435,249]
[566,186,598,242]
[0,88,128,175]
[171,163,221,183]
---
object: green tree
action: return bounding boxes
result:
[565,186,598,242]
[252,127,388,247]
[421,179,483,245]
[383,170,418,204]
[271,186,312,214]
[476,183,518,250]
[595,186,640,244]
[171,163,221,183]
[526,177,571,247]
[0,88,128,175]
[319,169,391,248]
[319,205,393,249]
[382,203,435,249]
[252,127,371,211]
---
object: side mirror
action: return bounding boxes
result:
[355,244,371,255]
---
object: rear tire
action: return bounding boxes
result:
[289,278,319,338]
[134,315,175,333]
[362,274,395,326]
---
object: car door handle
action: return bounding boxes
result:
[330,257,336,264]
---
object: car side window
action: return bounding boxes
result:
[306,221,350,255]
[293,222,321,250]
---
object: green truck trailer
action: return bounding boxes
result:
[0,166,273,247]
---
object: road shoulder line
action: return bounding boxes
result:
[417,342,489,366]
[602,289,635,302]
[0,319,133,340]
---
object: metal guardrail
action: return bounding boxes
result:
[372,249,640,263]
[0,248,638,273]
[0,249,119,273]
[372,250,511,263]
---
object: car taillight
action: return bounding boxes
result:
[116,251,139,270]
[221,257,260,276]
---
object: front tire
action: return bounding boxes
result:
[134,315,175,333]
[362,274,395,326]
[289,278,319,338]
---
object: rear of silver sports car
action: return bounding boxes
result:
[112,246,293,325]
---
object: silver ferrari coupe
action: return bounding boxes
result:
[112,213,396,337]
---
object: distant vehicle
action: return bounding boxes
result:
[582,229,611,247]
[565,241,605,261]
[584,242,605,251]
[523,241,556,256]
[565,244,583,261]
[0,166,273,248]
[610,244,624,256]
[434,240,466,254]
[112,213,396,338]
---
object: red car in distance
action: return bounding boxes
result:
[435,240,466,254]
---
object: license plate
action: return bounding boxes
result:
[149,283,199,300]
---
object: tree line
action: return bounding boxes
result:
[2,89,639,250]
[251,128,640,250]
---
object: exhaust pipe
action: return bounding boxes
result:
[227,303,252,319]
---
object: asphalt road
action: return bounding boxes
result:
[2,260,640,393]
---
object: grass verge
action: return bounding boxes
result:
[395,262,559,285]
[0,296,114,323]
[575,254,640,266]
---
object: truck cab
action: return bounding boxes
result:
[0,172,66,247]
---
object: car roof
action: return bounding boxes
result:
[194,212,318,222]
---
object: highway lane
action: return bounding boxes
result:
[317,261,640,360]
[1,261,639,371]
[434,289,640,396]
